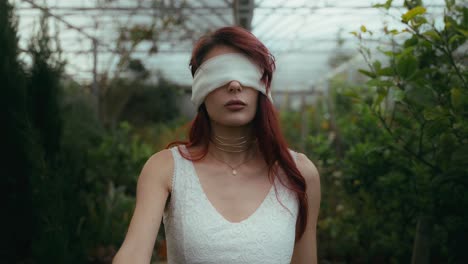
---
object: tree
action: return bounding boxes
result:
[353,1,468,262]
[27,15,65,159]
[25,14,82,263]
[0,1,34,262]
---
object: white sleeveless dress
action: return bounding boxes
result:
[162,145,299,264]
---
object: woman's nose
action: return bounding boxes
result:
[227,81,242,92]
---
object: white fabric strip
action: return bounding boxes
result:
[191,53,273,109]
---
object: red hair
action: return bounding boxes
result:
[167,26,308,242]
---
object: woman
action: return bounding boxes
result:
[113,26,321,264]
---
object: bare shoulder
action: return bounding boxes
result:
[139,148,174,193]
[294,152,320,186]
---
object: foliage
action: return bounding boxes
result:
[33,76,183,263]
[119,77,183,126]
[100,72,182,129]
[1,1,35,262]
[350,0,467,262]
[59,83,184,262]
[57,79,182,262]
[25,13,85,263]
[2,4,187,262]
[280,83,363,261]
[27,14,65,159]
[281,83,396,261]
[5,0,464,262]
[86,122,153,197]
[284,78,424,262]
[280,2,467,261]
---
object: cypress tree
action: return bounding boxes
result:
[0,2,34,262]
[27,14,79,263]
[27,15,64,160]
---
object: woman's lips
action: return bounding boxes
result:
[224,99,246,111]
[225,104,246,111]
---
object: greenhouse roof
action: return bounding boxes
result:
[13,0,446,92]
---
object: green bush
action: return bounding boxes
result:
[292,1,468,262]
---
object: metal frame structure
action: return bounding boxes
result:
[14,0,446,88]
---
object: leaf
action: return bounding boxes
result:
[372,60,382,72]
[446,0,456,9]
[373,0,393,9]
[444,16,457,30]
[393,89,405,102]
[451,88,467,110]
[361,25,367,32]
[375,93,386,106]
[396,54,418,80]
[405,85,436,108]
[423,106,445,121]
[411,16,428,28]
[456,28,468,37]
[378,67,394,76]
[377,86,388,96]
[359,69,376,78]
[366,78,394,87]
[449,34,464,45]
[425,118,450,138]
[403,37,418,48]
[378,47,395,57]
[423,30,441,41]
[402,6,427,23]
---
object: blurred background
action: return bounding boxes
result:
[2,0,467,263]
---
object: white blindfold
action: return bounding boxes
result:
[191,53,273,109]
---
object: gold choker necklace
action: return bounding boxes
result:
[210,134,257,153]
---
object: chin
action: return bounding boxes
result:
[216,116,255,127]
[225,121,252,127]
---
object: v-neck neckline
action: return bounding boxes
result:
[183,145,275,225]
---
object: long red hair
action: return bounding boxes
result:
[167,26,308,242]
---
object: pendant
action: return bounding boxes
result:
[232,169,237,175]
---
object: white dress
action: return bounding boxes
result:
[162,145,299,264]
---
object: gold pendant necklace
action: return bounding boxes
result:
[209,149,256,176]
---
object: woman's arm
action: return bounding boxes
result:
[291,153,321,264]
[113,149,173,264]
